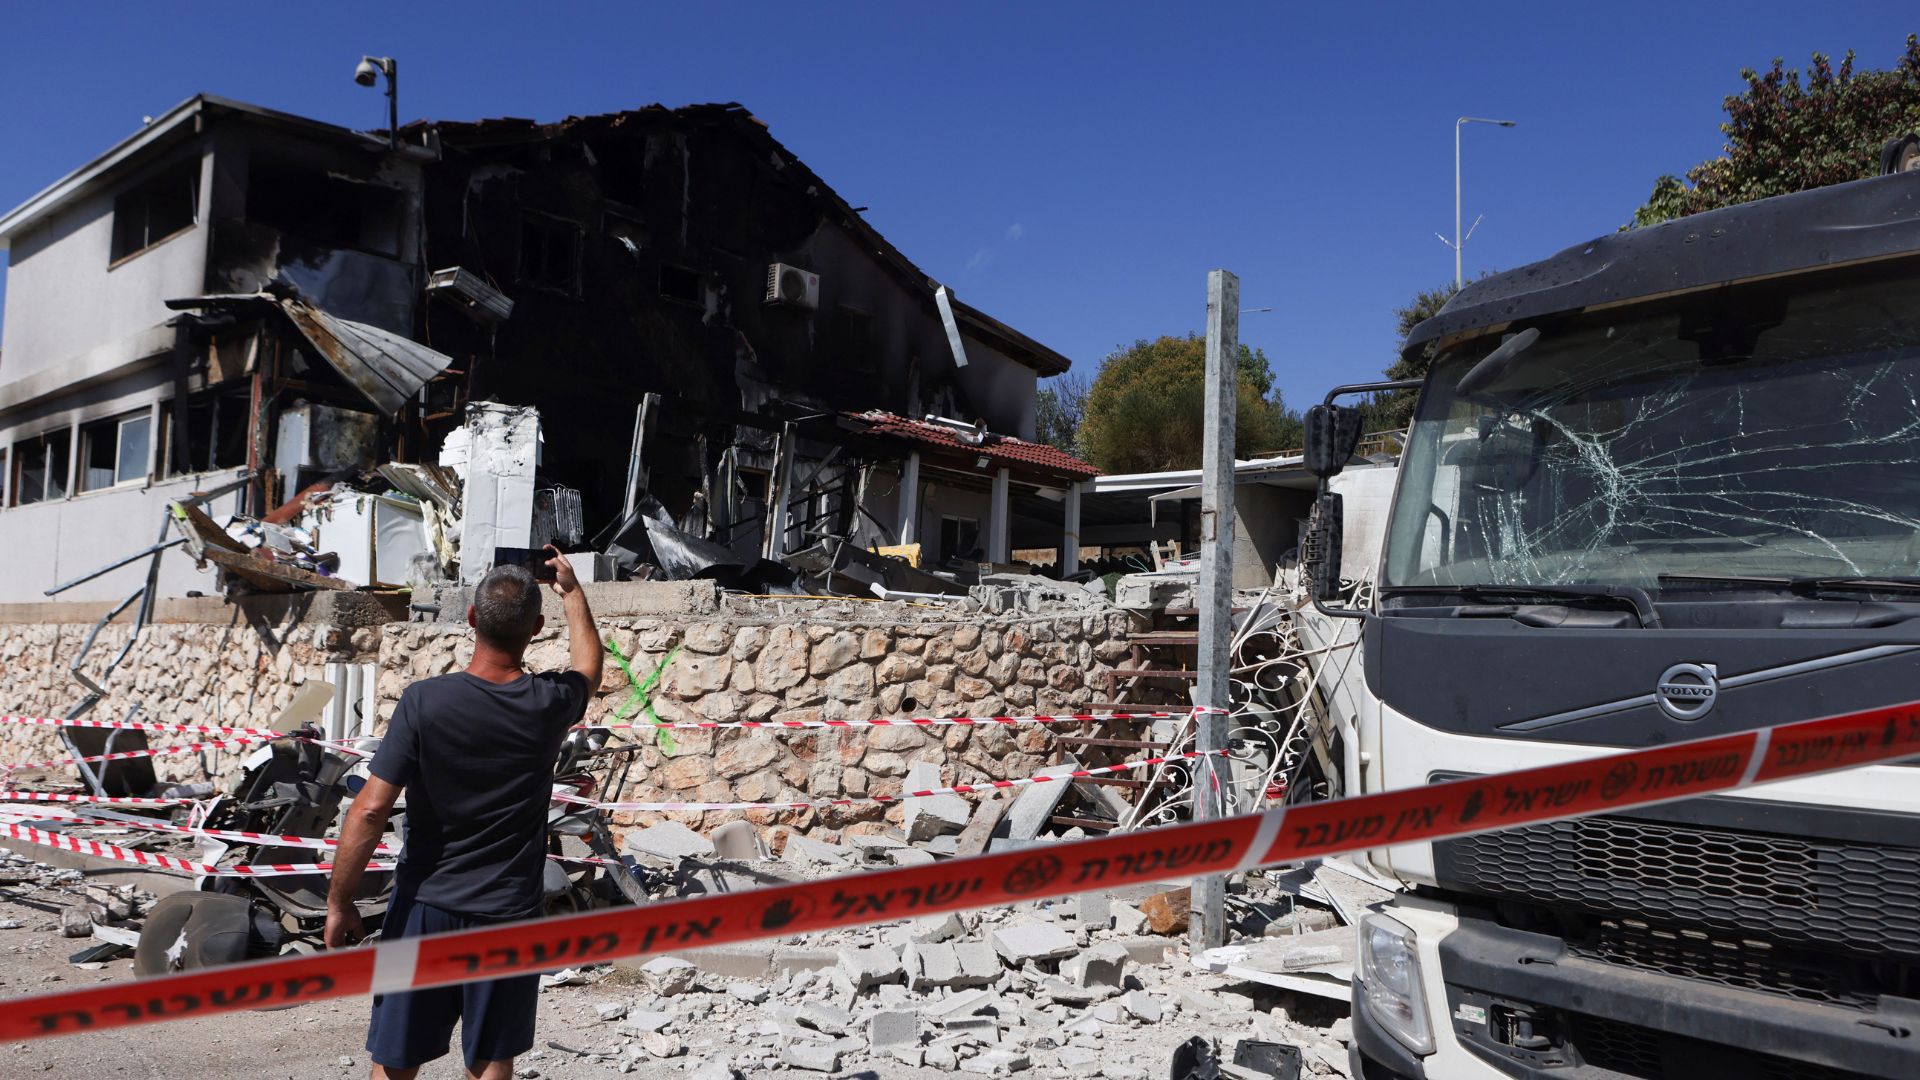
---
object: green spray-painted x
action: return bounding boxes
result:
[605,638,681,754]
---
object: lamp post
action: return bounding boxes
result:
[1451,116,1516,288]
[354,56,399,151]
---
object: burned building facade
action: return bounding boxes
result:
[0,96,1094,603]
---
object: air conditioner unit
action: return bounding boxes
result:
[765,263,820,309]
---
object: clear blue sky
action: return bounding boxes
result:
[1,3,1913,414]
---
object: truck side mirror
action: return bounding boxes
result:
[1304,404,1364,478]
[1307,491,1344,601]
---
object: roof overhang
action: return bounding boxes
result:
[0,94,425,251]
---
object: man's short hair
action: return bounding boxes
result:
[474,564,542,646]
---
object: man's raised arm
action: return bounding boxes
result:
[545,544,602,688]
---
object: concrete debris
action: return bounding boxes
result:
[869,1009,921,1048]
[622,821,715,864]
[710,820,765,861]
[640,1031,683,1058]
[1061,941,1129,989]
[1002,761,1084,841]
[780,1041,843,1072]
[1139,887,1193,935]
[838,944,906,990]
[59,907,93,938]
[1111,900,1149,936]
[637,956,699,996]
[991,922,1079,965]
[903,762,972,841]
[781,835,854,868]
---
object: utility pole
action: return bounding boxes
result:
[1191,269,1238,952]
[1447,116,1517,287]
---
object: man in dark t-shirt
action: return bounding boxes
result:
[326,547,601,1080]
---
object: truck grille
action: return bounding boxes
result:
[1435,814,1920,961]
[1568,917,1880,1010]
[1572,1012,1877,1080]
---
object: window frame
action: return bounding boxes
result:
[108,157,201,268]
[516,210,584,296]
[10,428,74,507]
[940,515,981,562]
[78,410,153,494]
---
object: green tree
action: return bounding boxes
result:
[1362,280,1462,431]
[1633,36,1920,225]
[1079,334,1302,473]
[1034,371,1089,456]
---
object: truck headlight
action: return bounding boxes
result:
[1359,913,1434,1055]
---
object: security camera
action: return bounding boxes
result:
[354,58,381,86]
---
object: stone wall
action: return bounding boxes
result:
[0,589,1149,848]
[0,606,380,789]
[374,598,1139,846]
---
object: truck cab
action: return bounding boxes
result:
[1308,156,1920,1079]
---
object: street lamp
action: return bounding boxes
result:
[1440,116,1517,288]
[354,55,399,151]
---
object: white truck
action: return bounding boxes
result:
[1302,139,1920,1080]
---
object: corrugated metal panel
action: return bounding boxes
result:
[279,298,451,415]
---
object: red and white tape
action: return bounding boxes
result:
[600,707,1225,733]
[0,810,400,856]
[3,697,1913,1043]
[0,714,283,740]
[0,791,199,807]
[555,748,1231,812]
[0,823,397,878]
[3,737,274,776]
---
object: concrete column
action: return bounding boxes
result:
[1062,482,1082,576]
[987,467,1010,564]
[898,451,921,545]
[1193,268,1239,952]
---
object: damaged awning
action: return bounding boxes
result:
[166,292,453,415]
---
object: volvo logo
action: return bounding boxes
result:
[1656,662,1719,721]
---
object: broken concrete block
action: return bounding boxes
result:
[889,1046,926,1068]
[686,1060,741,1080]
[727,983,770,1004]
[1091,1001,1125,1024]
[942,1016,1000,1045]
[1061,942,1129,989]
[961,1048,1032,1075]
[618,1009,673,1036]
[1076,893,1113,931]
[912,912,966,944]
[992,923,1079,965]
[1111,937,1172,966]
[838,945,905,991]
[595,1001,628,1021]
[907,942,959,990]
[869,1009,920,1048]
[926,1045,960,1070]
[795,1001,851,1035]
[780,1042,843,1072]
[639,956,699,996]
[711,820,764,861]
[782,835,852,868]
[1039,977,1115,1006]
[925,835,961,857]
[1120,989,1161,1023]
[924,988,996,1022]
[954,787,1018,857]
[623,821,714,863]
[1111,901,1148,936]
[1138,887,1192,934]
[1002,761,1084,841]
[641,1032,684,1058]
[955,941,1002,983]
[59,908,92,938]
[1059,1046,1100,1069]
[888,847,938,867]
[903,761,972,841]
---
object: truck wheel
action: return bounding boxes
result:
[133,892,257,977]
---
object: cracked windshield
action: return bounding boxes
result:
[1384,266,1920,591]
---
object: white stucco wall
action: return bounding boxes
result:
[0,468,244,604]
[0,145,211,394]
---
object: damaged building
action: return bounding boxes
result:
[0,95,1093,603]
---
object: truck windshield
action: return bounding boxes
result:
[1382,264,1920,592]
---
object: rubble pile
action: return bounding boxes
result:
[532,884,1357,1080]
[0,847,157,971]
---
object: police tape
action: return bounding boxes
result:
[0,810,402,856]
[0,791,200,807]
[0,714,283,740]
[3,697,1916,1042]
[554,749,1233,812]
[0,823,398,878]
[2,737,276,776]
[598,707,1225,732]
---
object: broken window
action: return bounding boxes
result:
[78,410,151,492]
[163,386,252,477]
[11,430,71,505]
[110,158,198,264]
[1384,265,1920,591]
[658,263,701,305]
[831,305,877,375]
[941,516,981,562]
[518,212,581,294]
[247,160,403,256]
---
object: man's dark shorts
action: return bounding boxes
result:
[366,893,540,1071]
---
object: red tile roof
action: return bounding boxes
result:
[848,411,1101,479]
